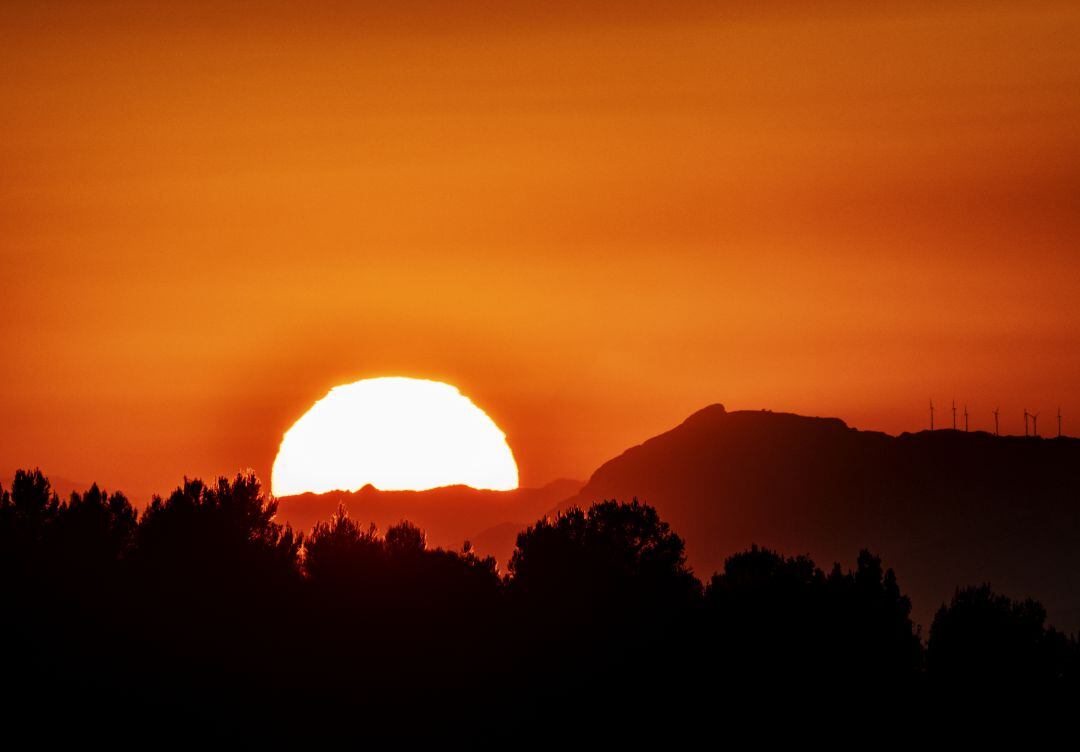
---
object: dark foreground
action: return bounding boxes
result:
[1,469,1076,728]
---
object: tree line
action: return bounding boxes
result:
[1,468,1076,721]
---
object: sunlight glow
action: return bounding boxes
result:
[271,377,519,496]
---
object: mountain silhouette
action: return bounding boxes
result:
[276,479,581,563]
[559,404,1080,631]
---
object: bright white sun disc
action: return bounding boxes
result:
[271,377,519,496]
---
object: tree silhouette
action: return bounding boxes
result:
[57,484,136,570]
[508,498,700,611]
[124,472,302,706]
[303,502,382,586]
[4,467,1079,720]
[0,470,64,696]
[135,472,298,569]
[506,499,701,707]
[704,545,922,684]
[0,471,140,697]
[385,519,427,557]
[300,504,502,707]
[928,584,1079,687]
[826,550,924,680]
[0,468,60,560]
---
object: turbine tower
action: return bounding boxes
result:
[993,407,999,436]
[1024,408,1030,437]
[1032,411,1040,437]
[952,400,957,431]
[964,404,969,432]
[1059,407,1063,438]
[929,399,935,431]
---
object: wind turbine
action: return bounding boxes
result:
[1032,411,1040,437]
[1024,409,1030,437]
[952,399,957,431]
[964,404,969,432]
[993,407,999,436]
[929,399,935,431]
[1058,407,1063,438]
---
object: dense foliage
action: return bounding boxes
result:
[1,469,1076,722]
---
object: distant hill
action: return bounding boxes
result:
[559,404,1080,631]
[276,479,581,565]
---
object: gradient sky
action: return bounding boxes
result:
[2,1,1079,499]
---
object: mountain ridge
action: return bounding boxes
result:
[276,403,1080,631]
[276,478,582,558]
[562,404,1080,630]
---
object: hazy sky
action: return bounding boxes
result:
[2,1,1078,498]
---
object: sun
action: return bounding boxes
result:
[271,377,519,496]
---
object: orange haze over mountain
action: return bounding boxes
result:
[2,1,1079,500]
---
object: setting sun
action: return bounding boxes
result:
[270,377,518,496]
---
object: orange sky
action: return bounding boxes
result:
[2,1,1079,500]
